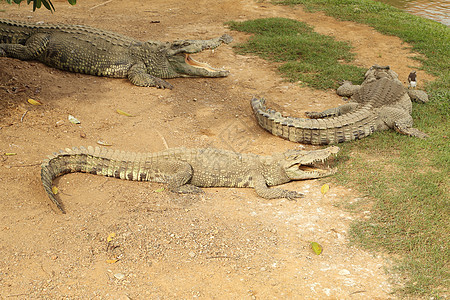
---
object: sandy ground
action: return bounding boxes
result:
[0,0,434,298]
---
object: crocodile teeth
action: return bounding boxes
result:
[184,53,220,72]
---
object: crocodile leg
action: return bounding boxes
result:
[162,160,204,194]
[305,102,360,119]
[0,33,50,60]
[379,107,429,138]
[394,124,429,138]
[127,63,174,89]
[252,174,304,200]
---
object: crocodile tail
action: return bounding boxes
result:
[41,157,66,214]
[251,97,377,145]
[41,146,150,213]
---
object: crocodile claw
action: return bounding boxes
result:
[284,190,305,200]
[394,122,429,139]
[171,184,204,194]
[155,78,173,90]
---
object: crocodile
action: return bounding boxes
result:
[41,145,339,213]
[252,65,429,145]
[0,18,232,89]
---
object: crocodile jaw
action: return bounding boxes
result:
[168,53,229,77]
[291,165,338,179]
[185,53,221,72]
[284,146,339,180]
[166,34,232,78]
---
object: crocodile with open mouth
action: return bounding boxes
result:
[0,18,232,89]
[41,146,339,213]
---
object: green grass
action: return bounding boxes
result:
[227,2,449,297]
[276,0,450,90]
[334,123,449,294]
[226,18,366,89]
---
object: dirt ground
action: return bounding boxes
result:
[0,0,435,298]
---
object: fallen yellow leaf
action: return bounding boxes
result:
[4,153,16,156]
[321,183,330,195]
[27,98,42,105]
[311,242,323,255]
[107,232,116,243]
[106,259,119,264]
[51,186,59,195]
[97,140,112,146]
[116,109,133,117]
[154,188,165,193]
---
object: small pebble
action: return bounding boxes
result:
[114,273,125,280]
[339,269,351,276]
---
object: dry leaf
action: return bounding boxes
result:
[321,183,330,195]
[154,188,165,193]
[97,140,112,146]
[106,259,119,264]
[311,242,323,255]
[107,232,116,243]
[68,115,81,124]
[52,186,59,195]
[4,153,16,156]
[27,98,42,105]
[116,109,133,117]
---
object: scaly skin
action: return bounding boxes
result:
[0,18,232,89]
[41,146,339,213]
[252,65,429,145]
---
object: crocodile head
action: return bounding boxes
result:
[281,146,339,180]
[364,64,401,84]
[164,34,232,78]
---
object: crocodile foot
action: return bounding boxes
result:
[154,78,174,90]
[407,89,429,103]
[171,184,204,194]
[282,190,305,200]
[394,123,429,139]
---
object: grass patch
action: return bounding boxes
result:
[276,0,450,90]
[226,18,365,89]
[335,129,449,297]
[228,2,449,296]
